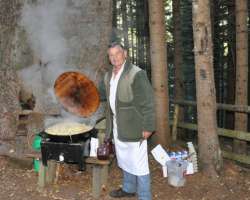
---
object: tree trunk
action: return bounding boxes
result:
[0,0,113,141]
[212,0,226,128]
[0,0,22,140]
[233,0,248,154]
[148,0,170,147]
[173,0,184,139]
[225,0,236,130]
[0,70,21,140]
[136,0,146,70]
[192,0,223,175]
[121,0,129,48]
[180,0,196,133]
[112,0,117,28]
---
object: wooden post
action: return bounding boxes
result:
[92,164,109,199]
[172,104,179,141]
[37,160,58,187]
[96,118,106,144]
[46,160,57,184]
[85,157,110,198]
[100,165,108,188]
[37,163,47,188]
[54,163,61,184]
[92,165,102,198]
[98,131,105,144]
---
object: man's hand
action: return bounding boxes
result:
[142,131,152,139]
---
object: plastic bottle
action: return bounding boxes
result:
[187,142,198,173]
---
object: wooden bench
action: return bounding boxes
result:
[85,157,111,198]
[25,152,113,199]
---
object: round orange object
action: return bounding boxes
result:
[54,71,100,117]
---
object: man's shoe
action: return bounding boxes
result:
[109,188,136,198]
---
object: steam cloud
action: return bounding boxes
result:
[18,0,104,127]
[19,0,69,88]
[21,0,68,65]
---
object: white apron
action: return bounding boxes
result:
[109,64,149,176]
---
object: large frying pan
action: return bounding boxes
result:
[54,71,100,117]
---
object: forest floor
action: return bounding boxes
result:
[1,155,250,200]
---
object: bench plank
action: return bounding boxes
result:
[24,152,41,159]
[85,157,110,165]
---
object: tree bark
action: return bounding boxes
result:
[0,0,22,140]
[121,0,129,49]
[148,0,170,147]
[225,0,236,130]
[233,0,248,154]
[0,0,113,141]
[192,0,223,175]
[173,0,184,139]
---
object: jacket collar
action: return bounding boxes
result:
[123,59,132,74]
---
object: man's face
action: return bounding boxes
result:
[108,46,127,68]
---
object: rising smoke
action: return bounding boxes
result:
[18,0,104,127]
[19,0,69,88]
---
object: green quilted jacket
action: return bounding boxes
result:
[103,60,156,142]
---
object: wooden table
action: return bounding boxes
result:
[25,152,113,199]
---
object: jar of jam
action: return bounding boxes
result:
[97,144,109,160]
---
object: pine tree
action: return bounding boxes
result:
[148,0,170,147]
[192,0,223,175]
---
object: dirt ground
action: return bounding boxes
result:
[1,155,250,200]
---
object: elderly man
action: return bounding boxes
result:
[103,42,156,200]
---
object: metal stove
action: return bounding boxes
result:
[40,129,97,171]
[40,71,101,171]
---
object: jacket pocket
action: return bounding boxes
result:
[117,106,143,141]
